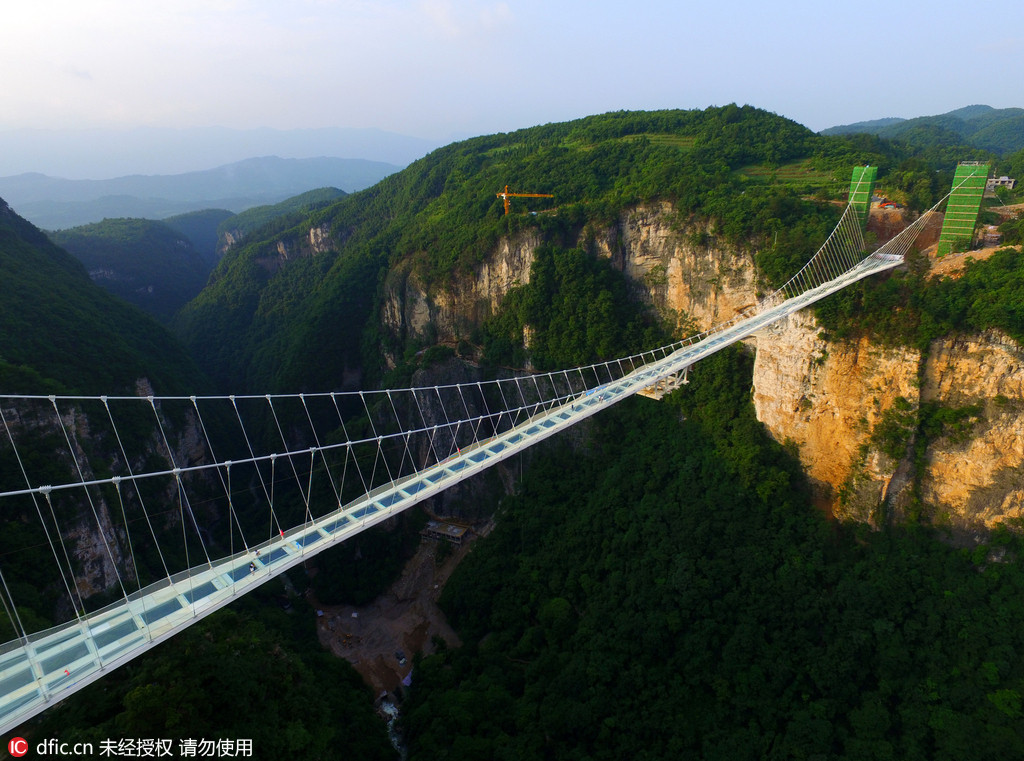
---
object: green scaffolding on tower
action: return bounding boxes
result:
[937,162,989,256]
[849,165,877,230]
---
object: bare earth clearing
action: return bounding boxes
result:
[311,522,491,698]
[926,242,1003,277]
[909,202,1023,278]
[925,202,1023,277]
[987,201,1024,220]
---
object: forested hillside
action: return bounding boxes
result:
[6,103,1024,755]
[0,199,207,394]
[175,104,1024,397]
[173,105,950,393]
[50,218,212,322]
[216,186,347,250]
[405,349,1024,760]
[0,197,396,756]
[822,105,1024,155]
[46,189,352,324]
[162,207,235,267]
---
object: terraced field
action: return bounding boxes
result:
[737,158,842,193]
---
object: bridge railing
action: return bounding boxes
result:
[0,195,949,732]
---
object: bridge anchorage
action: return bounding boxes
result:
[0,188,948,732]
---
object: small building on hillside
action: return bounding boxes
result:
[422,519,469,546]
[986,176,1017,191]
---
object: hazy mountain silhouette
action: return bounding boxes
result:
[0,156,396,229]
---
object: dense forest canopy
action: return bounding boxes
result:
[816,246,1024,350]
[49,218,211,322]
[0,200,208,394]
[477,242,669,370]
[404,349,1024,760]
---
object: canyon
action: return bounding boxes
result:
[377,201,1024,534]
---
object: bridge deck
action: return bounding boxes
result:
[0,251,903,733]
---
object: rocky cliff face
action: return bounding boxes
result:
[379,203,760,360]
[751,310,1024,533]
[593,202,759,332]
[380,229,542,365]
[220,222,335,268]
[751,311,920,520]
[375,203,764,523]
[918,331,1024,530]
[373,202,1024,534]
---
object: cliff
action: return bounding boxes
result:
[918,331,1024,530]
[380,203,758,356]
[380,229,541,365]
[751,311,920,520]
[752,307,1024,534]
[594,202,759,331]
[378,202,1024,534]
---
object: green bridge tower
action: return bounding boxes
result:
[937,162,990,256]
[849,165,877,230]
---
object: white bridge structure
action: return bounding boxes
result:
[0,189,945,733]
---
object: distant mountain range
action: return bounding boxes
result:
[821,104,1024,155]
[0,156,397,230]
[0,125,440,178]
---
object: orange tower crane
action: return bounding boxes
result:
[496,184,553,215]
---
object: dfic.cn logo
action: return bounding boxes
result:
[8,736,28,757]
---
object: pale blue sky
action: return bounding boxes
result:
[2,0,1022,143]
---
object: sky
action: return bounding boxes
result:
[2,0,1022,175]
